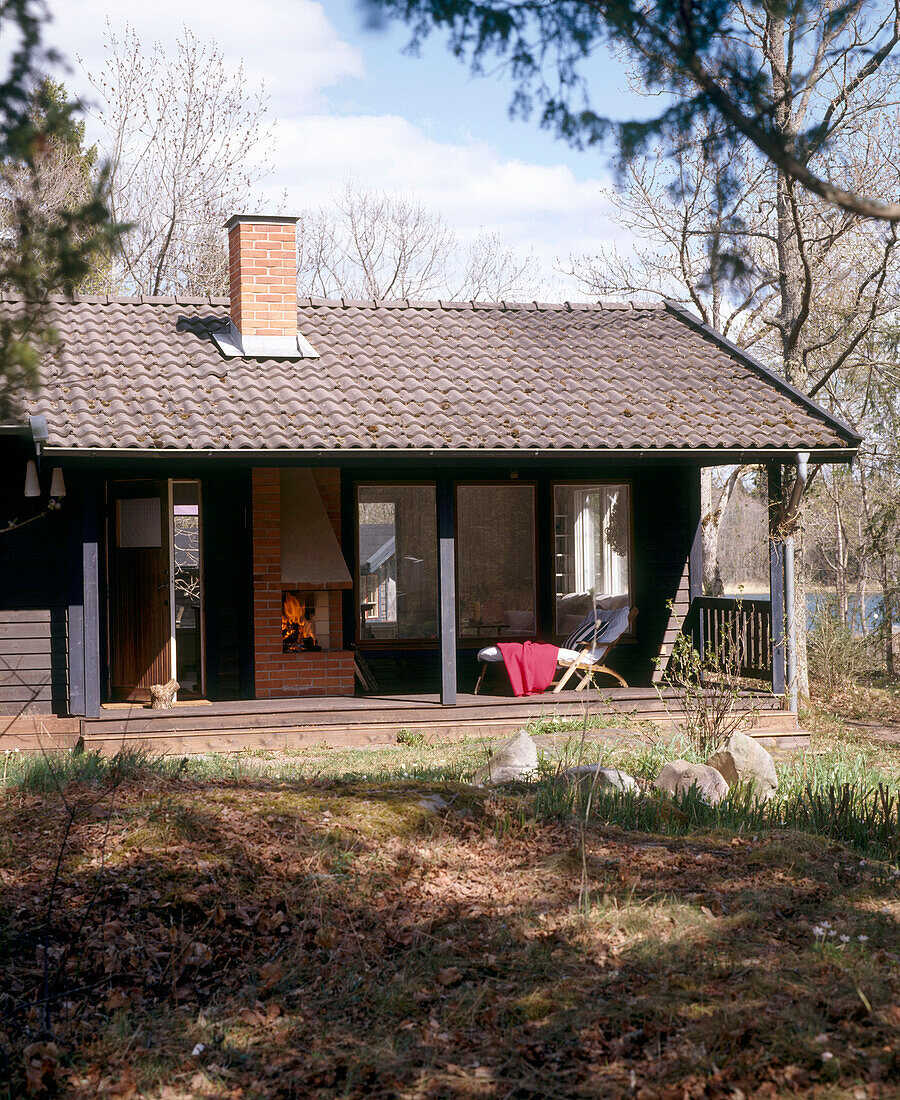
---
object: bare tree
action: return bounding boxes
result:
[84,24,272,297]
[1,81,96,234]
[365,0,900,222]
[298,180,538,300]
[568,33,900,699]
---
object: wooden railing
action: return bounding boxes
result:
[690,596,774,682]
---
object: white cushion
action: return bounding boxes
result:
[479,644,602,666]
[477,646,504,662]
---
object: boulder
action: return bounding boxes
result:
[707,731,778,801]
[654,760,729,805]
[472,730,539,787]
[417,794,448,813]
[558,765,637,792]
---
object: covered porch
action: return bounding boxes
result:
[48,451,794,722]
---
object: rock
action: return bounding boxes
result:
[417,794,448,813]
[654,760,729,805]
[472,730,539,787]
[149,679,179,709]
[558,765,637,792]
[707,731,778,801]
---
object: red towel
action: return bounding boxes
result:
[497,641,560,697]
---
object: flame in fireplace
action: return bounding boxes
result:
[282,591,322,652]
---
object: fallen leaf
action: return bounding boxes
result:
[23,1042,58,1095]
[259,959,284,989]
[103,1064,137,1100]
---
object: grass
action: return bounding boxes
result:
[8,745,181,793]
[1,760,897,1098]
[1,716,898,1098]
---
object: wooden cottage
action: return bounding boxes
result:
[0,215,860,750]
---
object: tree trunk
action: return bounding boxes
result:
[834,492,848,625]
[793,521,811,704]
[881,556,894,676]
[700,466,743,596]
[700,468,725,595]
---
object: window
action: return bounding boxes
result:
[554,483,631,635]
[172,481,203,695]
[357,486,438,641]
[457,484,536,639]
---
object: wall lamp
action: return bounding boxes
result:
[24,414,65,501]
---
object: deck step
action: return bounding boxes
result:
[79,722,809,756]
[4,689,798,754]
[81,693,787,740]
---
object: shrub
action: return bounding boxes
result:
[396,728,427,747]
[657,601,752,756]
[808,595,866,697]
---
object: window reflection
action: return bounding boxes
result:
[173,481,202,694]
[457,485,536,638]
[358,486,438,641]
[554,484,631,635]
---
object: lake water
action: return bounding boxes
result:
[740,592,892,631]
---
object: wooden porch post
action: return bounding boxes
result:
[66,478,101,718]
[688,465,704,659]
[688,464,703,604]
[436,476,457,705]
[83,482,101,718]
[67,480,86,717]
[768,464,786,697]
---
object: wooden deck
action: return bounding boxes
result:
[1,688,806,754]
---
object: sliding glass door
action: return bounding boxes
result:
[456,484,537,640]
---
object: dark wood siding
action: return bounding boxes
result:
[0,452,68,716]
[620,465,692,684]
[202,470,253,700]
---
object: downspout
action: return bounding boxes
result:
[784,452,809,711]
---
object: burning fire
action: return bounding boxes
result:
[282,591,321,652]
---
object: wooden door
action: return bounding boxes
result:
[107,480,171,701]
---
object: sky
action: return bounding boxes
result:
[41,0,642,296]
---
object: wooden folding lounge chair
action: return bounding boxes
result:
[552,605,638,691]
[474,603,637,694]
[551,604,637,692]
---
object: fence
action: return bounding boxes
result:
[690,596,774,682]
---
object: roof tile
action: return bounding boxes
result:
[6,298,857,452]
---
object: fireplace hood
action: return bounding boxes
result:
[280,469,352,588]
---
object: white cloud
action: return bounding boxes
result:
[44,0,616,295]
[261,114,616,293]
[45,0,362,112]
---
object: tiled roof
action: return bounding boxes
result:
[8,296,858,452]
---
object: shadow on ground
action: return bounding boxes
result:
[1,773,898,1098]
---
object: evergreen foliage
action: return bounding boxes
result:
[0,2,119,418]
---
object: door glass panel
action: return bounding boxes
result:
[554,483,631,635]
[358,485,438,640]
[457,485,536,638]
[173,481,203,695]
[117,497,161,547]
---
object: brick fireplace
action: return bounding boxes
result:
[252,467,355,697]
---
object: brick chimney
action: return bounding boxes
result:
[221,214,315,359]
